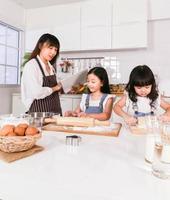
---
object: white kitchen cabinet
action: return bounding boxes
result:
[81,26,111,50]
[148,0,170,20]
[25,0,147,52]
[25,3,81,52]
[81,0,147,50]
[81,0,111,27]
[54,23,80,51]
[25,28,51,52]
[112,0,147,25]
[112,22,147,49]
[12,93,27,116]
[80,0,112,50]
[111,0,147,48]
[25,6,54,52]
[53,3,81,51]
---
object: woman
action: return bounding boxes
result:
[21,33,62,115]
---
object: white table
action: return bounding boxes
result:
[0,127,170,200]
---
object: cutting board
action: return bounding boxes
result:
[42,123,122,137]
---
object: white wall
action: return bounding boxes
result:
[0,0,25,114]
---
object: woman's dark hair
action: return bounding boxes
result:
[28,33,60,65]
[125,65,158,105]
[87,67,110,94]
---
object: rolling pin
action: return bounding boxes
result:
[44,116,110,127]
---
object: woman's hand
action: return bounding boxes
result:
[52,83,62,92]
[123,115,137,125]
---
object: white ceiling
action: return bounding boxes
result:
[10,0,86,8]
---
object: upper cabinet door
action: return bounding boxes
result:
[112,22,147,49]
[148,0,170,20]
[111,0,147,49]
[53,3,81,51]
[112,0,147,25]
[81,0,112,50]
[81,26,111,50]
[25,3,81,52]
[25,29,51,52]
[81,0,111,27]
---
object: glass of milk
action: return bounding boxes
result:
[144,115,162,163]
[152,122,170,179]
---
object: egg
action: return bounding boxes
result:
[25,126,39,136]
[14,126,25,136]
[17,123,29,129]
[0,125,15,136]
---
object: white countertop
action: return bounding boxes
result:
[0,127,170,200]
[60,94,82,98]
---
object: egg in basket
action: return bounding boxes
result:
[0,123,41,153]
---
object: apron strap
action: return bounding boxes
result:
[85,93,108,111]
[99,94,108,111]
[35,57,46,77]
[85,94,90,109]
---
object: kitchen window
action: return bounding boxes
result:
[0,22,21,85]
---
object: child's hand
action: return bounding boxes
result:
[77,112,88,118]
[123,115,137,126]
[64,111,78,117]
[64,111,72,117]
[72,111,78,117]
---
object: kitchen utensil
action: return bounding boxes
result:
[44,116,110,127]
[29,112,60,128]
[66,135,81,146]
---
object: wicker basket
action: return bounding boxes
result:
[0,133,41,153]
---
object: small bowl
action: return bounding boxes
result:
[29,112,60,127]
[29,112,59,118]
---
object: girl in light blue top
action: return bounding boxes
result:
[65,67,114,121]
